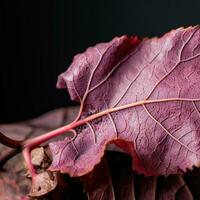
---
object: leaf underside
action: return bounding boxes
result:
[49,26,200,176]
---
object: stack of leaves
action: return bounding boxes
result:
[1,25,200,199]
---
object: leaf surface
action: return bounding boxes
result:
[49,26,200,176]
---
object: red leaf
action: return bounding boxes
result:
[49,26,200,176]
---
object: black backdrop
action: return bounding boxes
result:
[1,0,200,123]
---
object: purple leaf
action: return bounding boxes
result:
[49,26,200,176]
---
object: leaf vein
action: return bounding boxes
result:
[145,28,199,100]
[143,104,198,155]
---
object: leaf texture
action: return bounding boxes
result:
[49,26,200,176]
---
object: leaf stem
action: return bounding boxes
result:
[0,131,22,148]
[24,97,200,149]
[23,147,37,177]
[0,147,22,170]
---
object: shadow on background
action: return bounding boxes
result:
[1,0,200,123]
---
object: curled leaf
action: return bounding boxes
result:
[31,147,46,167]
[29,171,57,198]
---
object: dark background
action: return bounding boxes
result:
[1,0,200,123]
